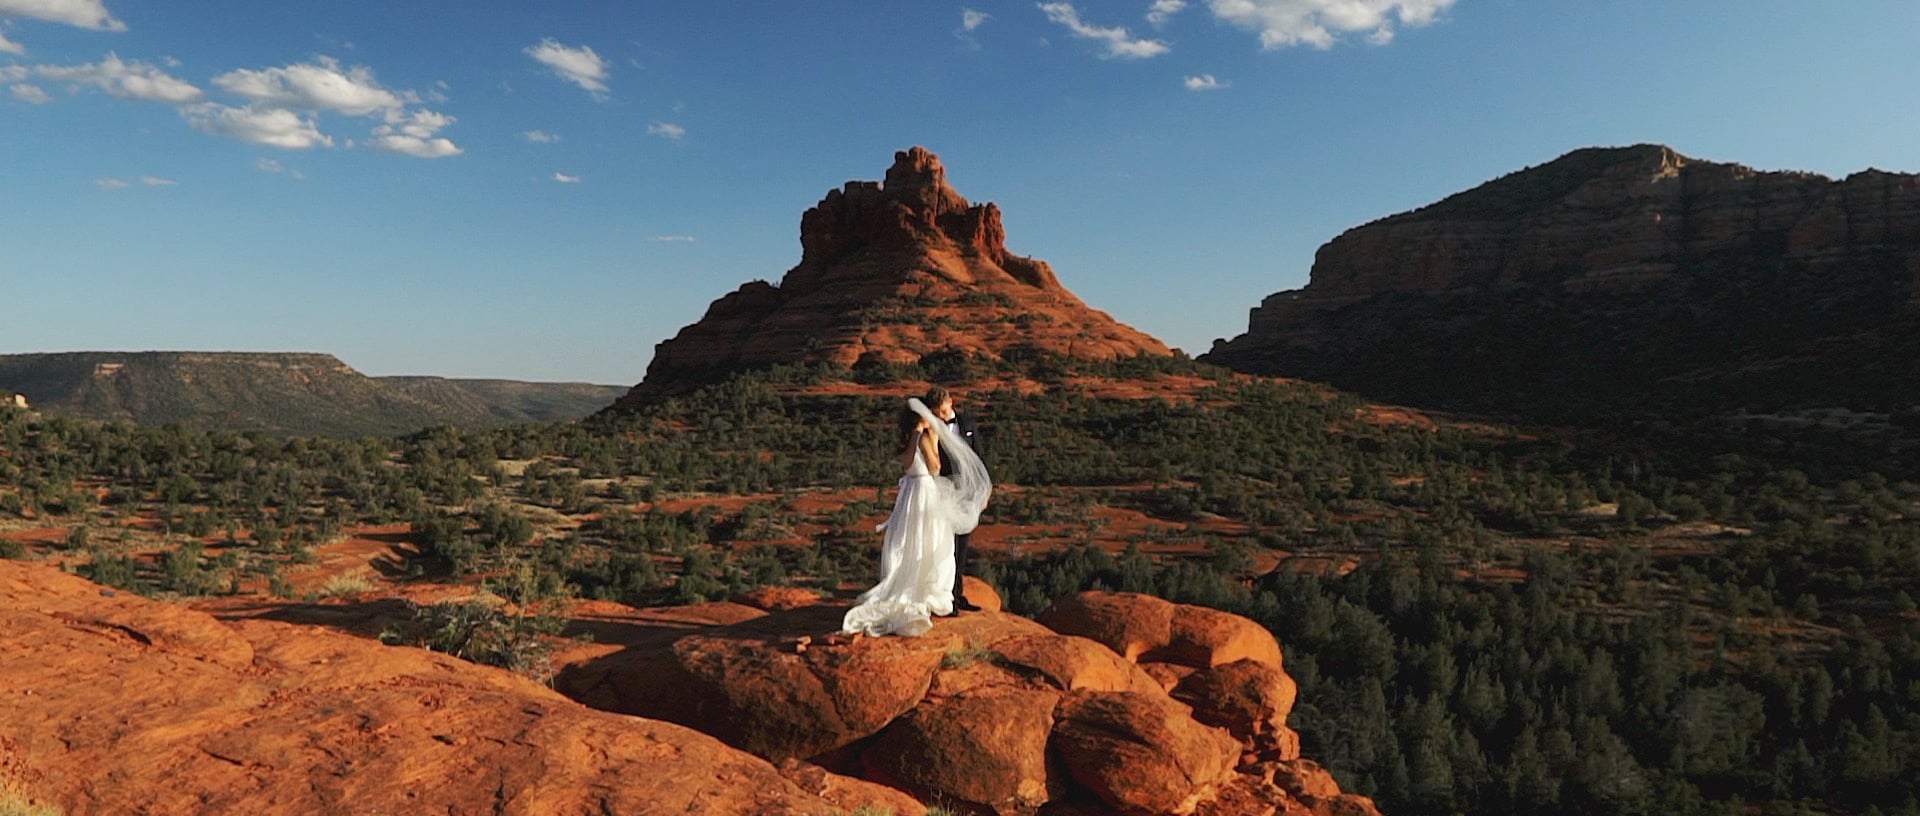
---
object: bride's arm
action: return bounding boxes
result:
[919,427,941,475]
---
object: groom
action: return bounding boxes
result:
[925,385,984,613]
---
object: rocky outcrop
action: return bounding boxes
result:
[615,147,1170,405]
[0,561,905,816]
[1206,145,1920,416]
[555,584,1377,816]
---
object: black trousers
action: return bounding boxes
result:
[952,531,972,600]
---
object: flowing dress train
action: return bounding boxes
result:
[840,447,954,637]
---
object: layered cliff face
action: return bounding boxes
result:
[616,147,1170,405]
[1206,145,1920,416]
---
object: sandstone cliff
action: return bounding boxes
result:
[615,147,1170,405]
[1205,145,1920,416]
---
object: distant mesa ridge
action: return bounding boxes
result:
[0,351,624,436]
[616,146,1170,405]
[1204,144,1920,415]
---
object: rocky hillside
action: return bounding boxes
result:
[376,376,626,423]
[0,352,620,436]
[1205,145,1920,417]
[0,560,914,816]
[615,147,1170,405]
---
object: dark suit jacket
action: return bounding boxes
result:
[937,412,980,475]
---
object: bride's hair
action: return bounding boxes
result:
[896,406,923,454]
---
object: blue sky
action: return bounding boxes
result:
[4,0,1916,384]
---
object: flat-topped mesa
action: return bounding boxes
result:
[1204,143,1920,415]
[615,147,1168,405]
[1250,143,1916,304]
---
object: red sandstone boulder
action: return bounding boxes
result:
[0,562,875,816]
[995,633,1164,694]
[1041,593,1290,674]
[1053,690,1242,815]
[549,589,1371,816]
[864,687,1063,814]
[1171,659,1299,742]
[777,759,930,816]
[1141,661,1197,692]
[1037,592,1176,662]
[664,624,950,760]
[962,574,1004,612]
[1156,603,1285,669]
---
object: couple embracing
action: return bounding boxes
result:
[840,386,990,638]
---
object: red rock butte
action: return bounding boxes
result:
[616,146,1170,405]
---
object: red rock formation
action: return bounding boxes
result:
[554,584,1378,816]
[0,561,907,816]
[1205,144,1920,415]
[24,557,1365,815]
[1053,690,1243,814]
[615,147,1171,405]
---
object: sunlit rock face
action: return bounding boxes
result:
[615,146,1170,405]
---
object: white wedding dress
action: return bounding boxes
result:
[841,398,991,638]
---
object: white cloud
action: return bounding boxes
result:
[522,129,559,143]
[369,107,461,158]
[212,56,405,116]
[207,58,455,159]
[34,53,201,103]
[1147,0,1187,26]
[0,0,124,31]
[254,157,306,179]
[1183,73,1227,90]
[1037,3,1168,59]
[646,121,685,140]
[88,176,171,189]
[1203,0,1454,49]
[10,82,49,102]
[0,30,23,55]
[183,102,332,150]
[956,8,990,48]
[646,235,695,243]
[525,38,608,96]
[552,172,579,184]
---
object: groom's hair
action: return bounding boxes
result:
[923,385,951,408]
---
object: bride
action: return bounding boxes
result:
[840,397,991,637]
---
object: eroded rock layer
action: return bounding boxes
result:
[1206,145,1920,416]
